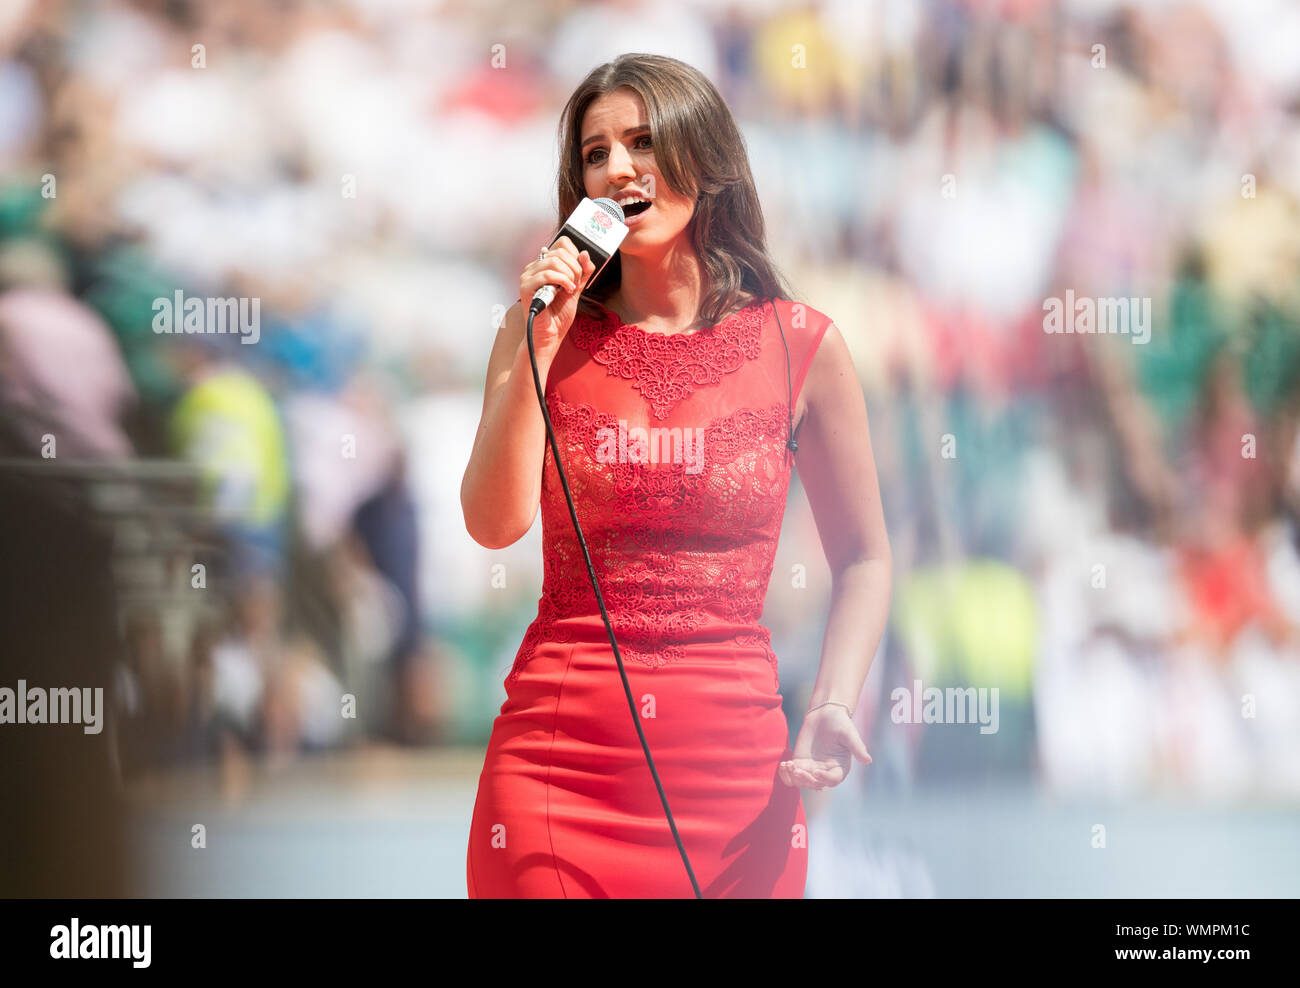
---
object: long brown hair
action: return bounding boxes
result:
[556,53,795,326]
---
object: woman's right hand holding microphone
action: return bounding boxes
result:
[519,236,596,359]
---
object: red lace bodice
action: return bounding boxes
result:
[507,297,834,687]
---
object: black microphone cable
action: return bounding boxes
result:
[523,293,798,900]
[525,302,703,899]
[774,298,797,459]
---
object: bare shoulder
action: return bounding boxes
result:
[796,320,853,430]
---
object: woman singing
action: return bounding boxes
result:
[461,53,891,898]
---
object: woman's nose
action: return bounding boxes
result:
[605,142,637,183]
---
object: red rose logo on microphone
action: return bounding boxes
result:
[588,210,613,236]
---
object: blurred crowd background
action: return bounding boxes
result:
[2,0,1299,819]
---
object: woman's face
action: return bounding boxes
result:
[579,87,695,256]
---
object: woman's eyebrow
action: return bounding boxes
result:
[581,125,650,149]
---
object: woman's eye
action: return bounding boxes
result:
[585,135,652,166]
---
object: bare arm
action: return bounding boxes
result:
[461,241,594,549]
[795,323,893,713]
[460,302,551,548]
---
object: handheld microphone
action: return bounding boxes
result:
[529,197,628,315]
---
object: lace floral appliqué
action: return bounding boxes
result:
[507,395,790,687]
[567,300,772,419]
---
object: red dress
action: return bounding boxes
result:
[466,297,833,897]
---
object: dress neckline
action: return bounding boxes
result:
[569,298,773,419]
[597,299,765,338]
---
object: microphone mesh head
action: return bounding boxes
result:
[593,197,624,222]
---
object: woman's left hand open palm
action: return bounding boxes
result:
[779,705,871,790]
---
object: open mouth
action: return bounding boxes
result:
[622,200,652,219]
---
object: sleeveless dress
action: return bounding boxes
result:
[466,297,834,897]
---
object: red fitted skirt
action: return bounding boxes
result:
[466,638,807,898]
